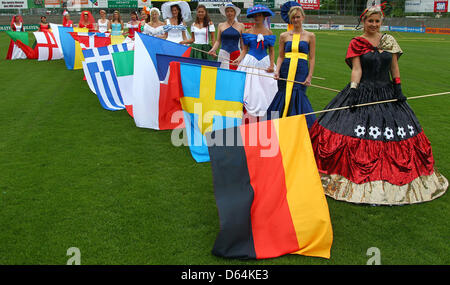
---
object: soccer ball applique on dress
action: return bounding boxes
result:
[368,126,381,139]
[397,127,406,138]
[408,125,415,136]
[384,127,394,140]
[354,125,366,137]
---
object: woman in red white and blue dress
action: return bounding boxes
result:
[208,3,245,70]
[233,5,278,118]
[124,11,140,43]
[309,6,448,205]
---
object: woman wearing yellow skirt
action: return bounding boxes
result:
[109,10,124,45]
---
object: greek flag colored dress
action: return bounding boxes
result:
[164,19,187,44]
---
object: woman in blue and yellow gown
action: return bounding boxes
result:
[266,4,316,128]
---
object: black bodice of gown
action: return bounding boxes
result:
[360,51,392,85]
[317,50,422,142]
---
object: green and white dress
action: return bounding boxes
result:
[189,23,215,60]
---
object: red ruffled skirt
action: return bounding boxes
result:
[309,83,448,205]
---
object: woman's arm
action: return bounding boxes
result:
[239,23,245,53]
[209,21,216,47]
[181,30,188,42]
[267,45,275,73]
[390,53,400,79]
[390,52,406,101]
[348,56,363,110]
[304,33,316,86]
[180,32,194,45]
[122,22,129,36]
[210,31,216,47]
[208,23,222,56]
[181,21,187,42]
[274,34,286,80]
[233,43,248,65]
[350,56,362,84]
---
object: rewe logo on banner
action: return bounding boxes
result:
[297,0,321,10]
[434,0,449,13]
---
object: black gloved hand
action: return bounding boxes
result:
[348,87,358,112]
[393,83,407,102]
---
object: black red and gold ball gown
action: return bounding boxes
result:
[309,34,448,205]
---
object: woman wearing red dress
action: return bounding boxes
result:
[39,16,50,32]
[6,15,26,60]
[78,11,96,31]
[10,14,24,31]
[124,11,140,42]
[62,10,73,27]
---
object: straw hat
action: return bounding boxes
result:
[219,3,241,18]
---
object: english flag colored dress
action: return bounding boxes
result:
[309,34,448,205]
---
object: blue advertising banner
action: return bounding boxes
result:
[389,26,426,33]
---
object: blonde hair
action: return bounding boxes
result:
[288,6,305,23]
[362,6,384,22]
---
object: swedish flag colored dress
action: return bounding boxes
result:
[266,34,316,128]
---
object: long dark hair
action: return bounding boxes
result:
[130,11,138,21]
[195,4,211,28]
[172,4,183,25]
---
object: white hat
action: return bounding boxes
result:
[161,1,192,22]
[150,7,160,16]
[219,3,241,18]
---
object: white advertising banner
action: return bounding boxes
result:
[0,0,27,9]
[198,1,232,9]
[405,0,435,13]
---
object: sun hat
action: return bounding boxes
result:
[246,4,274,18]
[280,1,301,23]
[219,3,241,18]
[161,1,192,22]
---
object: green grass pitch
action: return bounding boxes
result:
[0,30,448,265]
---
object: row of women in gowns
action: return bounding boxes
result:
[195,2,448,206]
[9,3,447,205]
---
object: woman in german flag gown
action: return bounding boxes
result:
[309,7,448,205]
